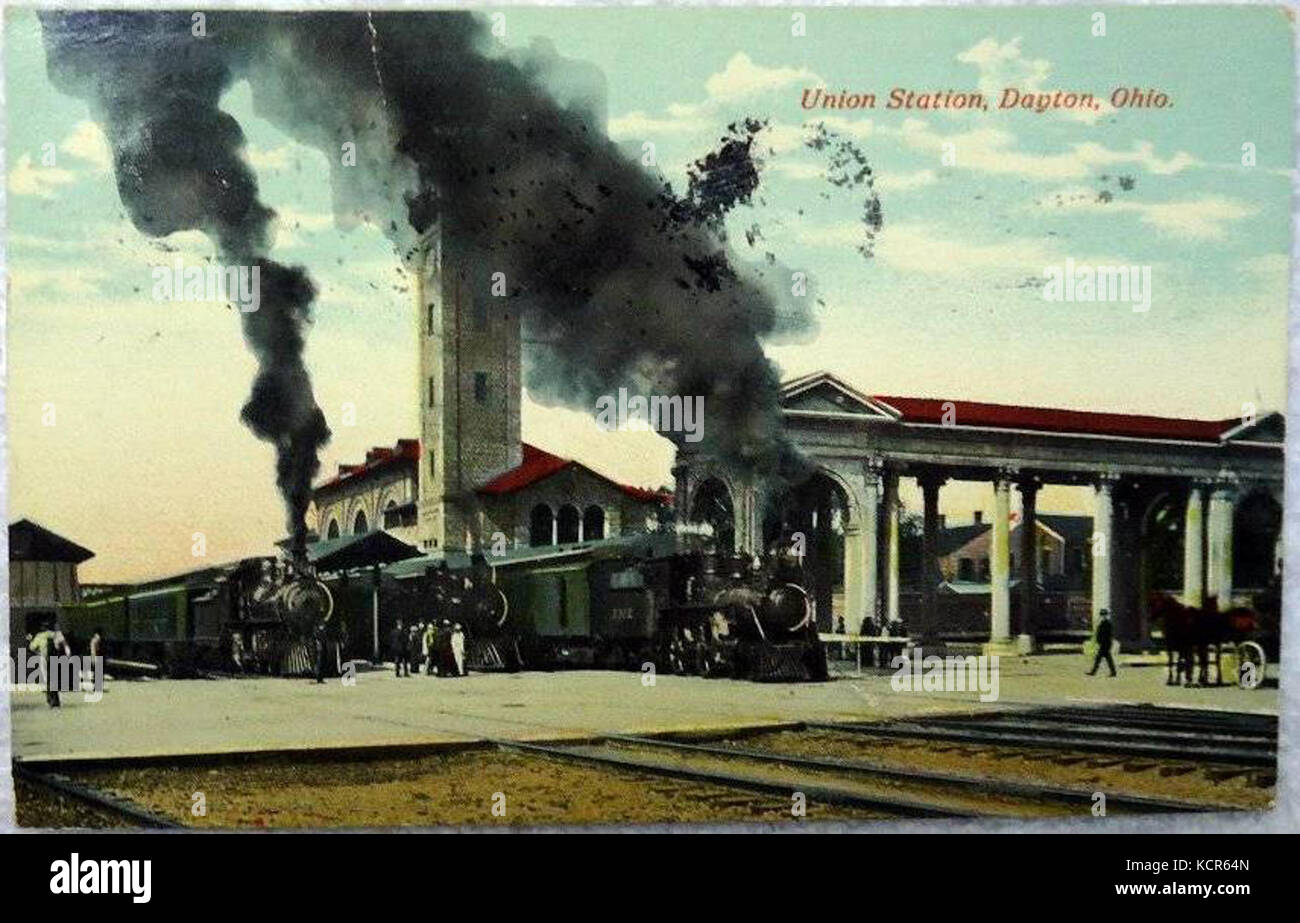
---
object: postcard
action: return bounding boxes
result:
[4,5,1289,833]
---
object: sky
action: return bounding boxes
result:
[4,6,1293,581]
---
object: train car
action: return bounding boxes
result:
[497,552,596,667]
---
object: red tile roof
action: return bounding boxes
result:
[477,443,570,494]
[874,395,1235,443]
[316,439,420,491]
[478,443,669,504]
[317,439,668,504]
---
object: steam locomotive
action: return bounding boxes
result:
[385,558,516,671]
[58,556,339,677]
[487,536,827,682]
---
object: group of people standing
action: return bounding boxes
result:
[390,618,466,678]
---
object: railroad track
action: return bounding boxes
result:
[13,761,185,829]
[489,727,1231,818]
[805,703,1278,768]
[609,734,1222,813]
[16,703,1271,827]
[492,736,973,818]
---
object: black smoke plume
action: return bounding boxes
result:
[41,11,825,490]
[39,11,330,558]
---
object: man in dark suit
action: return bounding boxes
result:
[1087,609,1117,677]
[390,619,410,677]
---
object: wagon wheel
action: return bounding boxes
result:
[1236,641,1266,689]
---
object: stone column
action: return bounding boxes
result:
[884,469,902,628]
[990,474,1013,646]
[918,472,946,648]
[861,461,882,632]
[1091,473,1117,628]
[1182,485,1205,607]
[1017,477,1040,653]
[841,519,863,635]
[1208,478,1237,610]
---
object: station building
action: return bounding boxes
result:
[7,519,94,650]
[674,371,1285,651]
[309,231,667,556]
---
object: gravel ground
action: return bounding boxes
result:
[37,749,890,828]
[14,776,135,829]
[720,729,1276,811]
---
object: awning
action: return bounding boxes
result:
[304,531,422,573]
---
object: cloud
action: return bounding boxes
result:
[1036,188,1253,240]
[957,35,1112,125]
[868,222,1064,276]
[876,168,937,193]
[767,160,825,181]
[957,37,1051,98]
[1117,197,1253,240]
[610,53,820,139]
[607,107,709,138]
[59,120,112,171]
[1241,253,1290,277]
[247,144,294,172]
[8,153,76,198]
[704,52,820,103]
[770,160,935,194]
[894,120,1198,180]
[9,265,112,299]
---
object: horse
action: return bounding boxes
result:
[1148,594,1258,686]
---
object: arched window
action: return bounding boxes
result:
[326,519,340,540]
[557,505,581,544]
[353,509,369,535]
[583,505,605,542]
[529,504,554,547]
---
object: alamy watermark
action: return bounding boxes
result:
[890,647,1000,702]
[151,258,261,313]
[594,387,704,443]
[2,649,103,702]
[1042,258,1151,313]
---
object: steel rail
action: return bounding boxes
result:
[489,737,979,819]
[802,721,1276,767]
[604,734,1226,814]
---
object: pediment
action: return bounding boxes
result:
[780,372,899,418]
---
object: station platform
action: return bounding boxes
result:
[6,652,1278,764]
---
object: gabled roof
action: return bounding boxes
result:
[478,443,670,504]
[940,514,1093,557]
[781,371,1279,444]
[937,524,987,556]
[1037,514,1093,547]
[780,371,901,419]
[9,519,94,563]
